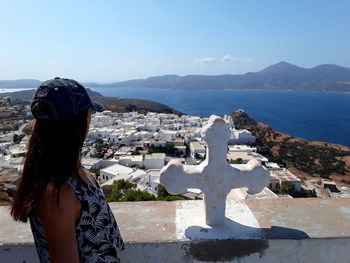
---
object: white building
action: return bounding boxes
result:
[145,169,161,194]
[92,114,113,128]
[190,141,206,159]
[99,163,146,184]
[134,131,152,141]
[144,153,165,170]
[224,114,235,129]
[114,146,132,156]
[159,130,178,141]
[118,155,144,168]
[229,129,256,145]
[267,167,302,193]
[0,142,12,152]
[227,150,268,164]
[228,145,257,153]
[321,179,338,192]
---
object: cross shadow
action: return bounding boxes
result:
[184,217,310,240]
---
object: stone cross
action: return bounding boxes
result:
[160,115,270,226]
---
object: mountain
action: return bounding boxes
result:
[0,79,42,89]
[89,62,350,92]
[2,62,350,92]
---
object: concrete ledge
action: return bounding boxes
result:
[1,198,350,262]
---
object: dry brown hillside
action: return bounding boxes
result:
[231,111,350,186]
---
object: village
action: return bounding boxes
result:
[1,96,349,203]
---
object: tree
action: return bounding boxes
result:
[281,181,293,195]
[90,168,100,181]
[124,189,156,201]
[157,184,169,197]
[102,180,184,202]
[22,125,33,135]
[148,143,176,154]
[103,179,156,202]
[229,158,243,164]
[156,184,184,201]
[13,133,25,144]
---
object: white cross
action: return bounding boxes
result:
[160,115,270,226]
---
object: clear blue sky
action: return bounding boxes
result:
[1,0,349,82]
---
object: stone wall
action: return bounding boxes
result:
[1,199,350,262]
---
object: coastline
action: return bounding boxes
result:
[90,86,350,95]
[2,86,350,95]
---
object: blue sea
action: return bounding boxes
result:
[90,87,350,147]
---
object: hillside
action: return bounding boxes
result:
[91,96,182,115]
[231,111,350,185]
[89,62,350,92]
[0,89,182,116]
[0,88,102,101]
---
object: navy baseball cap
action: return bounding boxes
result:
[31,77,104,120]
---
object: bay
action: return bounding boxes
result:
[89,87,350,147]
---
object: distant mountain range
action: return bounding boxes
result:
[93,62,350,92]
[2,62,350,92]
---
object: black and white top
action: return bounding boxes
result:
[29,175,125,263]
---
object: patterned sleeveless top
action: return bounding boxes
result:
[29,175,125,263]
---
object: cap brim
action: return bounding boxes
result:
[91,101,104,112]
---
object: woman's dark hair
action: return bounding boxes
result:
[11,108,90,222]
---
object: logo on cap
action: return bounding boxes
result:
[36,86,50,97]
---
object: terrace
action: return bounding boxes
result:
[1,115,350,262]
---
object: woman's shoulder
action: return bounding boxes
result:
[37,181,81,221]
[41,180,77,200]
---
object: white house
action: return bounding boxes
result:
[228,145,257,153]
[99,163,133,183]
[145,169,161,194]
[224,114,235,129]
[134,131,152,141]
[229,129,256,145]
[227,148,268,164]
[144,153,165,170]
[92,114,113,128]
[159,130,178,141]
[118,155,144,168]
[99,163,146,184]
[101,167,146,187]
[268,168,302,193]
[114,146,132,156]
[190,141,206,159]
[0,142,12,152]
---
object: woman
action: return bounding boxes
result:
[11,78,124,263]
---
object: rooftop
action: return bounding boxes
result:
[269,168,301,182]
[145,153,166,160]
